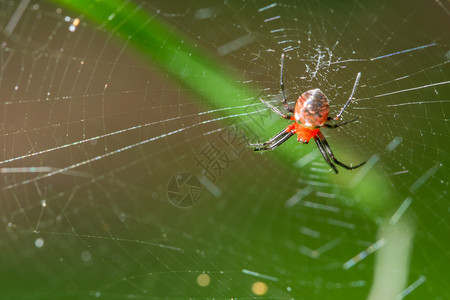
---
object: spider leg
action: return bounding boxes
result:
[280,54,295,114]
[244,128,289,148]
[256,132,294,151]
[259,98,294,120]
[314,136,338,174]
[323,117,359,128]
[329,72,361,121]
[246,128,294,151]
[317,131,366,170]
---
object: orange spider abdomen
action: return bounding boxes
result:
[294,88,329,128]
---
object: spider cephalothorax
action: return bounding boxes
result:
[247,54,366,174]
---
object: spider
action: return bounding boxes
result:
[247,54,366,174]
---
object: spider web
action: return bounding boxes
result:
[0,0,449,299]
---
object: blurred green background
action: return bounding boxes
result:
[0,0,448,299]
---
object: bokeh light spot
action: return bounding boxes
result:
[196,273,210,287]
[252,281,268,295]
